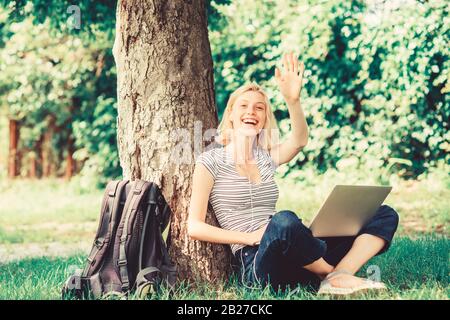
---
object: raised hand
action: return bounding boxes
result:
[274,52,305,105]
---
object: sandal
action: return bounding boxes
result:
[317,270,387,297]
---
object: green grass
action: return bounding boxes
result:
[0,236,448,300]
[0,173,448,300]
[0,179,103,225]
[0,179,102,245]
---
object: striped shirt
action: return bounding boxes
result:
[196,146,279,255]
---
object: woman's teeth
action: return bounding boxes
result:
[242,119,258,125]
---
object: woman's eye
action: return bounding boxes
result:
[257,106,264,110]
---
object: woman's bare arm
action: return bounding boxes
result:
[270,52,309,165]
[187,163,263,246]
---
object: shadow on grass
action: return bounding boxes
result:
[0,236,448,300]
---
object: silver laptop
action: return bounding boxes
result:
[309,185,392,237]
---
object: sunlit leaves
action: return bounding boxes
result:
[209,0,448,178]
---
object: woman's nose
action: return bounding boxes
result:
[246,105,256,114]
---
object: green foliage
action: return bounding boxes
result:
[0,4,120,184]
[72,96,121,187]
[209,0,449,179]
[0,0,116,40]
[0,1,447,182]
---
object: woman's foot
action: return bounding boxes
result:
[327,272,367,288]
[317,270,386,296]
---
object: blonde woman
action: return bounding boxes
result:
[188,52,399,295]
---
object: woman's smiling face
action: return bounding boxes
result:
[230,90,267,137]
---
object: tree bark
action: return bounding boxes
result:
[35,136,44,178]
[28,152,37,179]
[65,135,75,180]
[113,0,233,283]
[41,115,56,178]
[8,119,20,178]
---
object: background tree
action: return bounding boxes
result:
[0,4,120,184]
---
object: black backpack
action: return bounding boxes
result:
[62,180,177,299]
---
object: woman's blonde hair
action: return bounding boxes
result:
[217,82,279,150]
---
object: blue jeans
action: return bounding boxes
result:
[235,205,399,291]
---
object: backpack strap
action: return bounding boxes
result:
[135,266,161,285]
[134,263,176,299]
[134,266,162,298]
[147,183,177,287]
[83,180,122,277]
[118,180,149,292]
[159,232,177,288]
[147,183,172,231]
[150,183,177,288]
[138,201,155,268]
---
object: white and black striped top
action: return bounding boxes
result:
[196,146,279,255]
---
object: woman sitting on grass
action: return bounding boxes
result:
[187,52,399,296]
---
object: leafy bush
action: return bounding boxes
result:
[209,0,449,179]
[0,9,120,185]
[0,1,447,183]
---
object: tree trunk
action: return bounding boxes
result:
[29,152,37,179]
[41,115,56,178]
[8,119,19,178]
[113,0,233,283]
[65,135,75,180]
[35,136,43,178]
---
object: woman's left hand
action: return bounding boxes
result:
[247,224,268,246]
[274,52,305,105]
